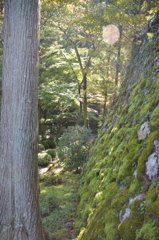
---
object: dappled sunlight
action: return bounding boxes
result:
[53,166,64,175]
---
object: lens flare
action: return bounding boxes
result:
[103,25,120,45]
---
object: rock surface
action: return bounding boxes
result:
[137,122,150,140]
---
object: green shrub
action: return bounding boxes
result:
[38,143,45,152]
[46,149,56,158]
[38,151,52,166]
[43,140,56,149]
[57,125,91,171]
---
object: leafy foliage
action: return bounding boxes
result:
[57,125,92,171]
[42,139,56,149]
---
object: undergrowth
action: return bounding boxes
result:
[39,169,80,240]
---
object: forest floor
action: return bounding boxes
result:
[39,160,80,240]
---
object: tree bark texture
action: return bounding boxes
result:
[0,0,45,239]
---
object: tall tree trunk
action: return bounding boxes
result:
[103,87,108,119]
[76,81,83,125]
[74,44,89,128]
[115,26,122,87]
[0,1,45,239]
[83,72,88,128]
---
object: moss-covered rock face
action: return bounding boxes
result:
[75,13,159,240]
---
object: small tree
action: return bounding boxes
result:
[57,125,91,172]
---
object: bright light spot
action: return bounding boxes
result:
[103,25,120,45]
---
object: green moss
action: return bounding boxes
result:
[84,169,97,184]
[104,223,119,240]
[130,85,140,98]
[137,147,150,178]
[127,138,138,151]
[111,189,129,211]
[121,104,129,115]
[103,182,118,199]
[82,204,93,223]
[76,37,159,240]
[42,174,63,186]
[152,105,159,117]
[78,228,87,240]
[117,138,140,180]
[129,179,142,195]
[136,222,159,240]
[139,102,152,117]
[40,191,60,217]
[137,130,159,178]
[40,170,79,236]
[128,103,137,114]
[117,157,134,181]
[145,181,159,218]
[51,229,69,240]
[78,190,90,203]
[149,91,158,105]
[77,182,119,240]
[149,103,159,130]
[150,116,159,130]
[105,208,119,223]
[93,191,104,206]
[118,200,144,240]
[78,201,106,240]
[146,129,159,143]
[115,141,125,154]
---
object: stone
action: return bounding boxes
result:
[154,139,159,164]
[120,208,131,222]
[137,122,150,140]
[133,170,137,177]
[146,152,158,180]
[129,194,146,204]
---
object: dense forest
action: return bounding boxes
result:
[0,0,159,240]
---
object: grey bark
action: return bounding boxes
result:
[0,0,45,239]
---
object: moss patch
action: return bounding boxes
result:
[118,200,144,240]
[136,222,159,240]
[39,170,79,239]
